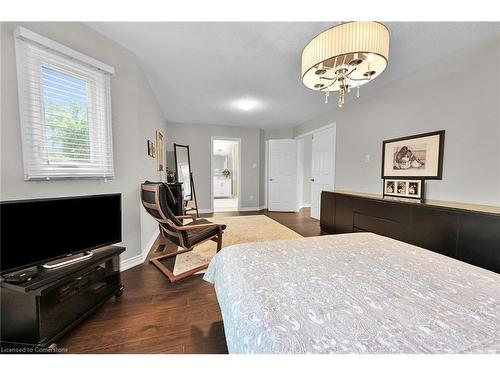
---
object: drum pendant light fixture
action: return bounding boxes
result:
[301,21,390,107]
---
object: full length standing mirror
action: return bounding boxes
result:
[174,143,198,217]
[174,144,192,200]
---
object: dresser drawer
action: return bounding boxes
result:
[353,212,409,242]
[353,197,412,224]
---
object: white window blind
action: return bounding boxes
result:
[14,27,115,180]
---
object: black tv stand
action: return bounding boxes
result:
[0,246,125,349]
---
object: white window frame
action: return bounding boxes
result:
[14,27,115,180]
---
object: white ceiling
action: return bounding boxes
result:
[87,22,499,128]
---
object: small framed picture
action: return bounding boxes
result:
[147,140,155,158]
[385,180,395,194]
[384,179,424,200]
[397,181,407,195]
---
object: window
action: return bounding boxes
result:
[15,27,115,179]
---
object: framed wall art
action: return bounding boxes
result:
[382,130,445,179]
[384,179,424,200]
[156,130,164,171]
[147,140,155,158]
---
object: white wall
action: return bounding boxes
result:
[0,22,167,266]
[264,127,295,140]
[295,37,500,206]
[166,122,261,211]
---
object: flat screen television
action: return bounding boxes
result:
[0,194,121,274]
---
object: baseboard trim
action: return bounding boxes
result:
[141,228,159,260]
[120,228,159,272]
[120,253,143,272]
[199,205,267,214]
[239,205,266,212]
[299,204,311,209]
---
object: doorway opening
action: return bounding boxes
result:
[212,138,240,212]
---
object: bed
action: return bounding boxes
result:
[203,232,500,354]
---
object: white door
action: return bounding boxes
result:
[311,127,335,219]
[268,139,297,212]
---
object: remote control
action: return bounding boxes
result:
[3,269,38,283]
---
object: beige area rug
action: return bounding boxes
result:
[173,215,302,275]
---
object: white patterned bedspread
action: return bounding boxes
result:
[203,232,500,354]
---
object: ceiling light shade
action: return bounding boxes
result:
[301,21,390,107]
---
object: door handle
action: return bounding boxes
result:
[269,178,274,181]
[310,178,315,182]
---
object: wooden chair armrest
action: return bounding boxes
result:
[176,215,194,219]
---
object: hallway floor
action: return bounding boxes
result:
[213,197,238,212]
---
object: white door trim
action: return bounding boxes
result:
[307,122,336,220]
[296,137,305,211]
[264,140,269,209]
[210,137,242,212]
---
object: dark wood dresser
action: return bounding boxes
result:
[320,190,500,273]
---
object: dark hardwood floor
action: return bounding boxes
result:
[58,208,322,354]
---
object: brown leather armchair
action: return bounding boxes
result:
[141,182,226,282]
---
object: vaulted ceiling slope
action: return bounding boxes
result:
[87,22,499,128]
